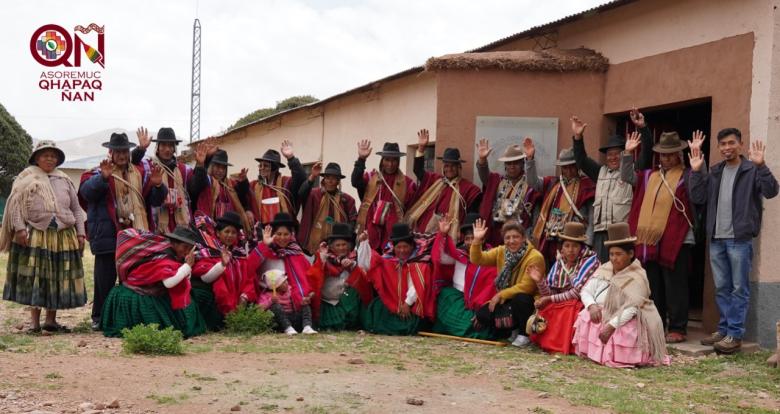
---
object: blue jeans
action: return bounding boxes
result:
[709,239,753,339]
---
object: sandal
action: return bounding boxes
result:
[26,326,42,334]
[42,323,71,333]
[665,332,686,343]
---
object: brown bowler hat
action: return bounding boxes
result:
[653,131,689,154]
[497,145,526,162]
[558,222,588,243]
[603,223,637,246]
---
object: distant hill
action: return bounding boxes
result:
[36,128,130,160]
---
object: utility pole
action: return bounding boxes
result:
[189,18,201,143]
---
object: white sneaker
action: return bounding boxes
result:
[302,325,318,335]
[508,329,520,343]
[284,326,298,335]
[511,335,531,348]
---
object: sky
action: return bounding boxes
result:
[0,0,606,143]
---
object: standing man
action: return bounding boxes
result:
[351,140,417,251]
[131,127,193,233]
[298,162,358,254]
[623,130,697,343]
[79,132,167,330]
[689,128,778,353]
[525,141,595,263]
[476,138,537,246]
[406,129,481,238]
[572,109,652,262]
[246,140,307,227]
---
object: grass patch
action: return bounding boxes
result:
[224,304,275,336]
[146,393,189,405]
[44,372,62,379]
[249,384,288,400]
[121,324,183,355]
[0,334,34,352]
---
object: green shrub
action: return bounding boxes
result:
[224,304,275,336]
[121,324,184,355]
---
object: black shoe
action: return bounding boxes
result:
[42,323,71,333]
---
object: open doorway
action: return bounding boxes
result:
[611,99,712,325]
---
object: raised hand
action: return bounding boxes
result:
[629,107,646,128]
[689,142,705,172]
[688,130,706,152]
[416,129,430,154]
[476,138,493,161]
[262,225,275,246]
[237,167,249,182]
[99,158,114,179]
[318,241,329,262]
[357,230,369,243]
[281,139,295,159]
[309,161,322,181]
[437,213,453,235]
[472,218,488,242]
[195,142,210,166]
[220,246,232,266]
[749,139,766,166]
[527,264,543,283]
[136,127,152,149]
[357,139,372,160]
[185,245,196,267]
[149,164,164,187]
[625,131,641,153]
[522,137,535,160]
[571,116,588,140]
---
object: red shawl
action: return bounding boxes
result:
[247,174,294,226]
[628,168,694,269]
[431,233,497,311]
[192,256,256,315]
[306,254,371,322]
[411,171,481,234]
[479,171,539,246]
[364,249,436,319]
[246,243,313,310]
[125,258,192,310]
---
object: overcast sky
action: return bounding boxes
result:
[1,0,605,142]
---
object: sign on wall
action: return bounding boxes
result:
[473,116,560,186]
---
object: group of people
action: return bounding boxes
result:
[2,108,776,367]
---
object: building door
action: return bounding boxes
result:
[612,99,715,332]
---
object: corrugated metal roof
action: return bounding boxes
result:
[208,0,635,143]
[60,155,104,170]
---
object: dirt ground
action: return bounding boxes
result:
[0,301,603,414]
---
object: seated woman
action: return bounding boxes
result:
[191,211,256,331]
[431,213,497,339]
[101,226,206,338]
[470,219,544,347]
[247,212,316,335]
[572,223,670,367]
[357,223,435,335]
[527,222,599,354]
[307,223,372,331]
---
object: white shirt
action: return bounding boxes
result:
[580,276,637,328]
[358,239,418,306]
[436,245,465,292]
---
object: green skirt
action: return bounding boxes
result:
[190,282,224,331]
[3,226,87,309]
[318,287,362,331]
[433,287,493,339]
[101,284,206,338]
[360,297,421,336]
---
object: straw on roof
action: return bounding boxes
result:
[425,48,609,72]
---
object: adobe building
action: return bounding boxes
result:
[200,0,780,346]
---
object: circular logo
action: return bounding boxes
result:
[35,29,67,61]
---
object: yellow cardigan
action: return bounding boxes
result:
[470,241,545,301]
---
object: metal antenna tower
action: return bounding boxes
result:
[189,18,201,143]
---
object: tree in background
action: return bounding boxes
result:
[0,102,33,197]
[229,95,318,131]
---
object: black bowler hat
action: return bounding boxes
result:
[389,223,414,244]
[216,211,242,230]
[437,147,466,164]
[376,142,406,158]
[102,133,136,150]
[599,134,626,153]
[269,212,296,230]
[209,149,233,167]
[151,127,181,144]
[327,222,356,244]
[320,162,346,179]
[460,213,481,233]
[165,226,199,245]
[254,149,286,168]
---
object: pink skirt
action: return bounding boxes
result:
[572,308,671,368]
